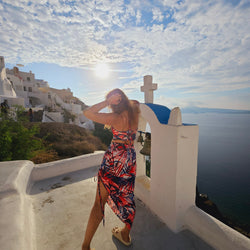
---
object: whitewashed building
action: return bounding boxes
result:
[0,56,93,128]
[6,66,49,107]
[0,56,24,106]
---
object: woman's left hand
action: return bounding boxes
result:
[107,94,121,105]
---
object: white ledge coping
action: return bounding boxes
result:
[0,160,34,198]
[185,205,250,250]
[30,150,105,182]
[0,160,35,250]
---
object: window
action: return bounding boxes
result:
[28,87,32,92]
[24,86,26,91]
[27,77,30,81]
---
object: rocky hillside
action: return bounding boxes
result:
[25,122,108,163]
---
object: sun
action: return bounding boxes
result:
[94,63,110,78]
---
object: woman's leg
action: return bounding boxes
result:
[82,180,109,250]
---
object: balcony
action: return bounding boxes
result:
[0,156,214,250]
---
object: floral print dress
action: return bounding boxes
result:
[98,127,137,229]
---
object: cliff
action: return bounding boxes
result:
[196,187,249,238]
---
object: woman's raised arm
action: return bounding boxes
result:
[83,100,115,125]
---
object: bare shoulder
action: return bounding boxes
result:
[131,100,140,105]
[130,100,140,113]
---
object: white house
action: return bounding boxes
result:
[0,56,93,128]
[0,56,24,106]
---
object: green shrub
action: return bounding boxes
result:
[53,141,96,157]
[0,119,108,163]
[0,118,44,161]
[12,105,28,122]
[63,108,76,123]
[93,122,112,146]
[0,127,12,161]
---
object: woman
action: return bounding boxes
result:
[82,89,140,250]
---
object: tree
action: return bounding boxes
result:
[0,106,44,161]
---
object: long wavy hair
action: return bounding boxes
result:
[106,88,138,128]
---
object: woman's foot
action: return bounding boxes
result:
[121,228,130,243]
[112,226,131,246]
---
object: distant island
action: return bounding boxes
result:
[182,106,250,114]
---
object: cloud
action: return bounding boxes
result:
[152,7,164,22]
[136,10,142,25]
[0,0,249,107]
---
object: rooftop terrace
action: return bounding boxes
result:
[32,166,216,250]
[1,159,214,250]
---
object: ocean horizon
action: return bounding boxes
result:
[182,112,250,228]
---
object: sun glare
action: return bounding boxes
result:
[94,63,110,78]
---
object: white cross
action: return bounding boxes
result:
[141,75,158,103]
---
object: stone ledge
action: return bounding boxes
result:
[30,150,105,182]
[0,160,34,198]
[0,160,35,250]
[185,206,250,250]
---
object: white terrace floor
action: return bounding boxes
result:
[29,165,214,250]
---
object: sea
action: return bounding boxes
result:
[182,112,250,228]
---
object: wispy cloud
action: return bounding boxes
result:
[0,0,249,108]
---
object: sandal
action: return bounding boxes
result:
[112,226,131,246]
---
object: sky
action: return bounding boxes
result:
[0,0,250,110]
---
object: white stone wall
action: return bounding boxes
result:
[135,104,199,232]
[5,69,49,107]
[71,103,82,114]
[35,79,49,89]
[0,95,25,107]
[0,59,17,97]
[42,111,64,123]
[18,70,35,83]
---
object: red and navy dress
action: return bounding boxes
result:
[98,127,137,229]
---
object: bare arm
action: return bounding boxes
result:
[83,100,118,126]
